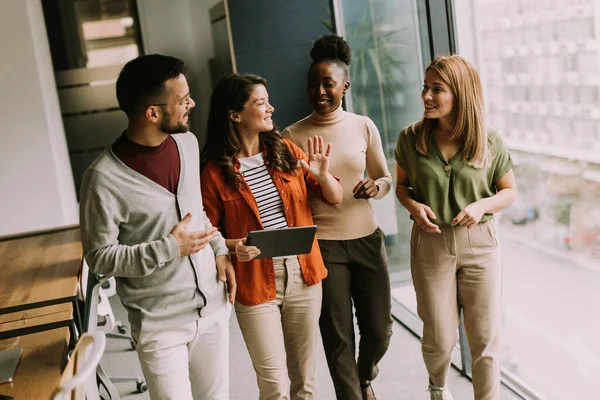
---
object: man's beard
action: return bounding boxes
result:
[160,111,190,134]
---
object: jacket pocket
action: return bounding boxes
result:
[280,169,306,201]
[220,190,244,231]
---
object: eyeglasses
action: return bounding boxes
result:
[150,94,192,108]
[178,94,192,107]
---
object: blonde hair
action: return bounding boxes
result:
[415,55,492,169]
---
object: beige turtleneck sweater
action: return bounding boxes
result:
[283,106,392,240]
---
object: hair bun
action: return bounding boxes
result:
[310,34,352,65]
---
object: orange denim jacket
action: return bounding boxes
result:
[200,139,330,306]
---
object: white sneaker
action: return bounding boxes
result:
[428,385,454,400]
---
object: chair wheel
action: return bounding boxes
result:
[137,381,148,393]
[117,325,127,334]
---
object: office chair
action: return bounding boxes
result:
[52,331,106,400]
[97,279,135,349]
[79,263,133,348]
[82,263,148,395]
[100,277,130,336]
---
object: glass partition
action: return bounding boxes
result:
[337,0,425,278]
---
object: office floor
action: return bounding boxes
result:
[102,295,492,400]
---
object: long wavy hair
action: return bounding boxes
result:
[201,73,298,187]
[415,55,493,169]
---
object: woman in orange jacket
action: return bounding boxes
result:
[200,73,342,400]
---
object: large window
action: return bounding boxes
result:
[336,0,425,278]
[454,1,600,397]
[337,0,599,398]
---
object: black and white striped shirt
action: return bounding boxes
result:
[239,153,288,230]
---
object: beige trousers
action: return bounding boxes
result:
[235,256,322,400]
[410,220,502,400]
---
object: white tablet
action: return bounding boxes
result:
[246,226,317,259]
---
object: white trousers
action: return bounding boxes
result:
[133,303,232,400]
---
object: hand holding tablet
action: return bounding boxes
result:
[245,226,317,259]
[235,239,261,261]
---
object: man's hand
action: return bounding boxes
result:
[216,255,236,304]
[170,213,218,257]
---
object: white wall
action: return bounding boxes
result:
[0,0,78,237]
[136,0,221,143]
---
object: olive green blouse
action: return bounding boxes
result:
[394,123,513,227]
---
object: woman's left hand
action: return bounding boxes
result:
[451,201,486,228]
[299,135,331,181]
[353,178,379,199]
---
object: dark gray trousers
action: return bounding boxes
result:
[318,227,393,400]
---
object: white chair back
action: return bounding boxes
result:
[52,331,106,400]
[97,287,118,333]
[103,276,118,297]
[80,260,111,333]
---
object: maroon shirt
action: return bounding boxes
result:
[112,133,180,194]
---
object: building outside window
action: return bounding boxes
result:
[337,0,600,398]
[454,1,600,397]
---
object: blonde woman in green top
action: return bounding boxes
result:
[394,55,516,400]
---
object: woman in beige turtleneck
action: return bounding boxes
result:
[283,34,393,400]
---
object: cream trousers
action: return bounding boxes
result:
[235,256,322,400]
[411,220,502,400]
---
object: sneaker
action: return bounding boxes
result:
[428,384,454,400]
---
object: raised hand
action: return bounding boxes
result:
[299,135,332,181]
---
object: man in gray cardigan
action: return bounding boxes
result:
[79,54,236,400]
